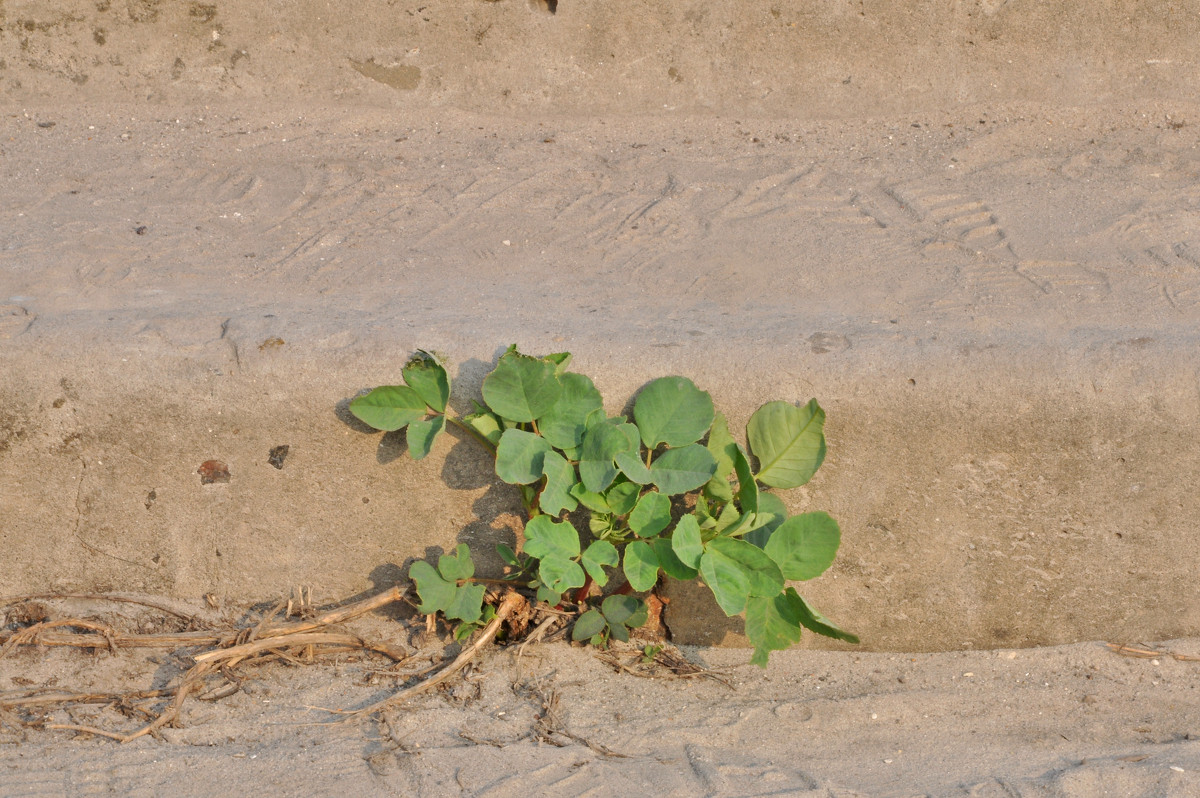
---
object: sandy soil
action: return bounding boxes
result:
[4,597,1200,797]
[6,1,1200,794]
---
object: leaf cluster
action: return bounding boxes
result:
[350,346,857,665]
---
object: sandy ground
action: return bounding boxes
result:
[5,598,1200,798]
[6,1,1200,794]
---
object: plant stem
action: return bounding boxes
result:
[574,574,595,604]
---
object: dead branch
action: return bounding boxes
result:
[343,590,527,720]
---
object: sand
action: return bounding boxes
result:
[5,1,1200,794]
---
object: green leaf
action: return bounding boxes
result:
[707,411,738,478]
[601,595,647,628]
[579,421,633,493]
[581,539,619,586]
[609,621,630,642]
[748,399,827,489]
[589,512,615,537]
[536,583,562,605]
[524,515,581,560]
[539,373,604,450]
[628,491,672,537]
[671,515,704,569]
[497,543,520,567]
[402,350,450,413]
[462,405,503,448]
[704,475,734,503]
[350,385,427,431]
[623,540,660,592]
[700,536,785,616]
[707,536,784,597]
[745,591,804,667]
[733,445,758,515]
[573,609,608,641]
[650,444,717,495]
[604,481,641,516]
[570,482,610,514]
[543,351,573,373]
[444,582,486,623]
[482,349,562,423]
[409,560,457,614]
[743,492,788,549]
[614,450,653,485]
[437,543,475,581]
[539,451,579,517]
[651,537,698,580]
[538,556,586,596]
[406,415,445,460]
[790,588,859,643]
[764,511,841,581]
[634,377,716,448]
[495,428,553,485]
[698,545,751,616]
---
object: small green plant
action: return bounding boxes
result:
[350,346,857,666]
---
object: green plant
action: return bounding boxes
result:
[350,346,857,666]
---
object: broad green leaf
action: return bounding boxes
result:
[706,536,784,597]
[462,405,503,448]
[628,491,672,537]
[748,399,827,489]
[732,445,758,515]
[615,450,653,485]
[704,475,734,503]
[570,483,610,513]
[482,349,562,423]
[699,546,752,616]
[437,543,475,581]
[743,492,788,549]
[579,421,632,493]
[406,415,445,460]
[539,372,604,450]
[745,591,804,667]
[402,350,450,412]
[539,451,579,517]
[538,556,586,596]
[609,622,630,642]
[536,583,562,605]
[573,609,608,641]
[495,428,553,485]
[601,595,647,628]
[623,540,660,592]
[350,385,427,431]
[671,515,704,569]
[409,560,456,614]
[605,481,642,516]
[790,588,859,643]
[700,536,784,616]
[649,444,717,495]
[634,377,716,448]
[715,500,742,531]
[651,537,698,580]
[524,515,581,560]
[581,539,619,586]
[707,411,738,477]
[444,582,486,623]
[764,511,841,581]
